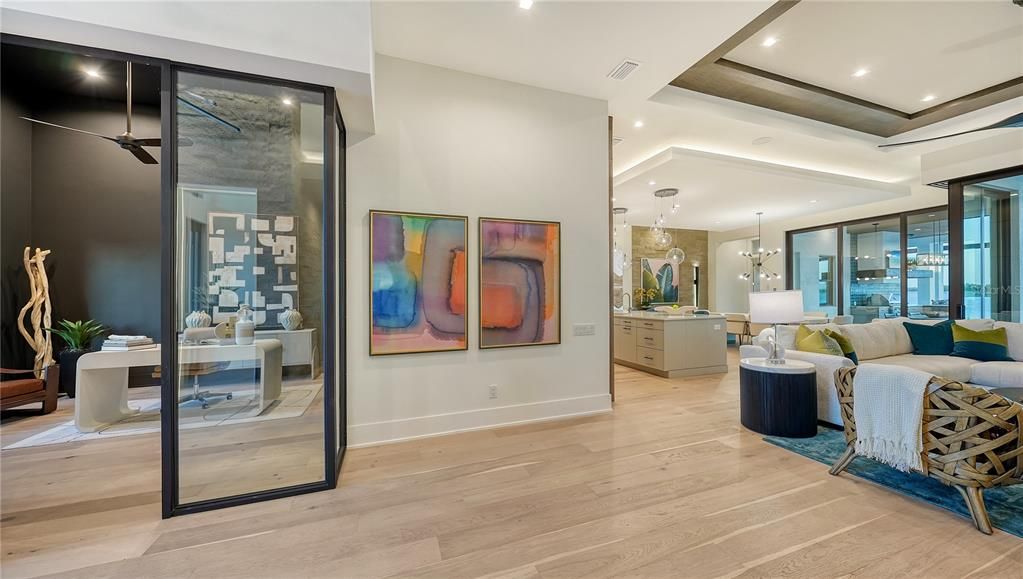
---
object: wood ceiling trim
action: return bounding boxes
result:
[670,0,1023,138]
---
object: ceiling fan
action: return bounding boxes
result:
[21,61,162,164]
[879,112,1023,149]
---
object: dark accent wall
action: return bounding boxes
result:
[1,90,161,377]
[29,97,162,341]
[1,91,34,368]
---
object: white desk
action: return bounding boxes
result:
[254,328,317,379]
[74,340,283,433]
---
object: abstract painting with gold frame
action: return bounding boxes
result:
[479,217,561,349]
[369,210,468,355]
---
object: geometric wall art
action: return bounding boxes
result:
[369,210,468,355]
[479,217,560,349]
[207,212,298,328]
[641,257,679,303]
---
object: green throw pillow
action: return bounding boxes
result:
[903,320,954,355]
[795,324,815,344]
[950,323,1014,362]
[824,328,859,364]
[796,330,844,358]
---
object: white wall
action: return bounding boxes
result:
[347,56,611,447]
[711,238,754,313]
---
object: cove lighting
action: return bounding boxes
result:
[519,0,533,9]
[852,68,870,78]
[761,36,778,47]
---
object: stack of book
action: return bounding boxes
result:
[102,335,156,351]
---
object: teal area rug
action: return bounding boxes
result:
[764,427,1023,538]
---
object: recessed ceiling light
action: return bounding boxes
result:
[809,199,817,204]
[752,136,772,146]
[518,0,533,9]
[648,180,656,186]
[761,36,779,47]
[633,120,644,128]
[83,67,102,79]
[852,68,870,78]
[281,97,294,106]
[921,94,936,103]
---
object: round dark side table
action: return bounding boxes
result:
[739,358,817,438]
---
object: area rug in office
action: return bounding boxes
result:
[764,427,1023,538]
[3,381,322,450]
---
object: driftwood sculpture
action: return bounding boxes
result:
[16,247,54,378]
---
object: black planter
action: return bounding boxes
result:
[58,350,89,398]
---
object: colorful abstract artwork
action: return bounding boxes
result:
[641,258,679,303]
[370,211,468,355]
[479,218,560,349]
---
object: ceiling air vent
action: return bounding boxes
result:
[612,136,624,146]
[607,59,641,81]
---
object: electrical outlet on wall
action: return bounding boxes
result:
[488,384,498,399]
[573,323,596,336]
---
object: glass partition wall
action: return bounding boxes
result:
[950,167,1022,322]
[162,66,344,517]
[787,207,947,320]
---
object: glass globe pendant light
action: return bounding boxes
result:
[652,188,685,264]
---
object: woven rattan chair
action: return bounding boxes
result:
[830,367,1022,534]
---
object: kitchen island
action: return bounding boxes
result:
[613,311,727,377]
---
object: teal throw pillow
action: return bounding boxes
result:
[903,320,954,355]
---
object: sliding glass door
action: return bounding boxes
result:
[790,228,838,317]
[906,210,949,320]
[951,169,1022,322]
[843,218,901,323]
[787,207,947,320]
[162,65,343,516]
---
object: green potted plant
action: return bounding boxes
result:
[45,319,106,398]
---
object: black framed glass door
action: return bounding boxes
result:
[949,166,1023,322]
[161,64,344,517]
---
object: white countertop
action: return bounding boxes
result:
[740,357,815,374]
[614,311,725,321]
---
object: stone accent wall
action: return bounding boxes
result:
[631,226,709,309]
[178,83,324,341]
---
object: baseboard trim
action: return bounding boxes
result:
[347,394,613,448]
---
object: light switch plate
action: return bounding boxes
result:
[573,323,596,336]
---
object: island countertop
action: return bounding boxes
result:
[613,311,725,322]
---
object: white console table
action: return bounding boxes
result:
[254,328,318,379]
[74,340,283,433]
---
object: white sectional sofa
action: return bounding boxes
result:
[740,317,1023,426]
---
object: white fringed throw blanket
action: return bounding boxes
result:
[852,363,935,473]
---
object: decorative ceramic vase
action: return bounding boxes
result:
[235,305,255,345]
[278,307,303,331]
[185,310,212,328]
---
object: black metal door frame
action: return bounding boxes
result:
[948,164,1023,320]
[0,33,347,519]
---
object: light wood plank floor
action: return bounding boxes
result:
[2,350,1021,578]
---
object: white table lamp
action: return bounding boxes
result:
[749,289,804,365]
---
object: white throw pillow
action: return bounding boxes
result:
[994,321,1023,361]
[834,320,913,361]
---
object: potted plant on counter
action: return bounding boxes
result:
[45,319,106,398]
